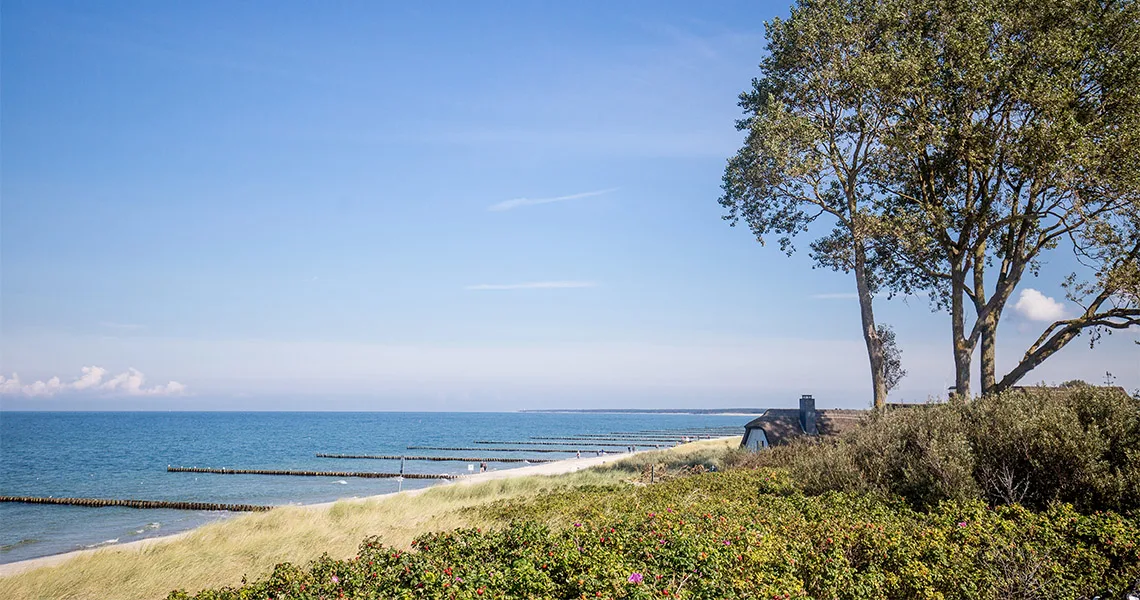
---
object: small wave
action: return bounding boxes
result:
[333,480,348,485]
[132,522,160,535]
[0,538,39,553]
[84,538,119,549]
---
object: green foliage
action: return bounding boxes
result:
[722,0,1140,397]
[169,389,1140,599]
[169,470,1140,599]
[730,386,1140,513]
[877,324,906,393]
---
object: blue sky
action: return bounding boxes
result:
[2,1,1136,410]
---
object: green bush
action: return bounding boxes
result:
[727,386,1140,513]
[966,386,1140,513]
[169,388,1140,599]
[169,470,1140,600]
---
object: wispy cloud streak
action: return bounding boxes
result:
[465,281,598,291]
[99,321,145,330]
[809,293,858,300]
[488,188,618,212]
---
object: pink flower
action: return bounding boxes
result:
[958,521,967,528]
[574,522,582,527]
[331,575,340,584]
[628,573,644,584]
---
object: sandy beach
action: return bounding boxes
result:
[0,448,651,578]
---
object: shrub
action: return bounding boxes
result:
[728,386,1140,513]
[168,470,1140,600]
[965,386,1140,512]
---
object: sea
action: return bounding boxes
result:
[0,411,747,564]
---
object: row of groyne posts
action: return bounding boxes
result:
[0,426,742,512]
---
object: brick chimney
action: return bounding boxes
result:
[799,394,818,435]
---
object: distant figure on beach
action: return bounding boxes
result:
[576,451,581,459]
[479,461,486,473]
[596,450,601,457]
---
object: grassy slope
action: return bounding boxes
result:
[0,439,737,600]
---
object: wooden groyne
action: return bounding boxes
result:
[608,431,724,435]
[626,430,738,434]
[473,440,664,448]
[408,446,589,453]
[533,440,693,444]
[623,432,735,437]
[316,453,552,463]
[0,496,272,512]
[167,467,458,480]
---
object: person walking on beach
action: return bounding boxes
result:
[479,461,486,473]
[576,451,581,459]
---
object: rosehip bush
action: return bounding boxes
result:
[169,470,1140,599]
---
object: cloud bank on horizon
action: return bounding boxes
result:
[0,366,186,397]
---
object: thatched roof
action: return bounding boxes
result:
[743,408,866,446]
[743,409,802,446]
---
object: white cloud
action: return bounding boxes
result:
[0,366,186,398]
[487,188,618,212]
[809,293,858,300]
[1014,288,1068,322]
[465,281,598,291]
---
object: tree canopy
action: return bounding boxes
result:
[723,0,1140,400]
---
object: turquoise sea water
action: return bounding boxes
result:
[0,411,746,564]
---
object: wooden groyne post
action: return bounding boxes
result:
[316,453,553,463]
[407,446,583,453]
[167,466,459,480]
[0,496,272,511]
[472,440,664,448]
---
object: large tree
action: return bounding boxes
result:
[877,0,1140,396]
[725,0,1140,401]
[720,0,918,408]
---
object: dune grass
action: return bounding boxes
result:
[0,438,739,600]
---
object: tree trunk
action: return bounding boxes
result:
[979,315,997,396]
[993,326,1082,393]
[973,245,997,396]
[951,271,972,398]
[853,242,887,409]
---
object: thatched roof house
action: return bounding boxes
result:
[740,395,865,450]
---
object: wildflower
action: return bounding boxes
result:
[628,573,644,584]
[574,522,582,527]
[958,521,967,528]
[331,575,340,584]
